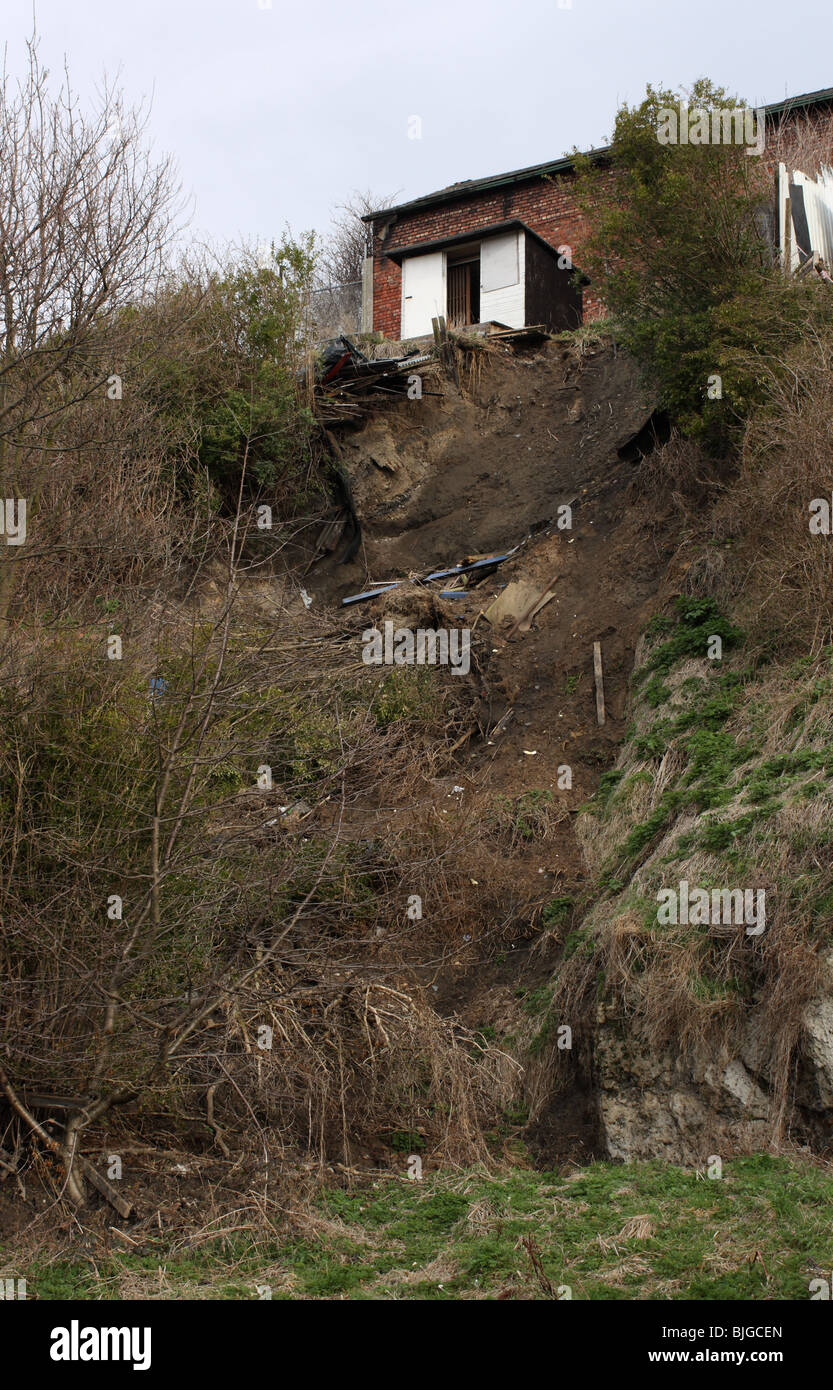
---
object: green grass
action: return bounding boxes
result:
[542,895,574,926]
[637,597,743,680]
[9,1155,833,1300]
[374,667,443,727]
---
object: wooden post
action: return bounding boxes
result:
[593,641,605,726]
[432,314,458,387]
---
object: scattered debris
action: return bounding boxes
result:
[423,549,521,583]
[517,586,558,632]
[484,580,541,628]
[487,324,550,345]
[315,335,439,425]
[506,571,560,638]
[341,545,520,607]
[483,565,560,637]
[489,707,514,741]
[341,582,401,606]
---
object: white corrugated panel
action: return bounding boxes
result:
[801,166,833,266]
[778,163,833,272]
[777,163,794,269]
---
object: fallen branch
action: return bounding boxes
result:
[0,1063,133,1216]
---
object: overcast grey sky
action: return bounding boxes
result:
[5,0,831,252]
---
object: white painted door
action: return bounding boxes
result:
[401,251,444,338]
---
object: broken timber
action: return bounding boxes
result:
[0,1064,134,1217]
[505,568,560,638]
[593,641,606,726]
[313,334,439,425]
[341,546,521,607]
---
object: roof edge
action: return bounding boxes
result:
[364,87,833,224]
[362,147,610,223]
[382,218,585,269]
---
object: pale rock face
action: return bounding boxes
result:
[596,1008,771,1163]
[592,947,833,1162]
[801,956,833,1109]
[717,1059,770,1117]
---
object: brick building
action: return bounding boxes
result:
[362,87,833,341]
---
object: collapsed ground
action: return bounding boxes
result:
[314,334,682,1165]
[5,330,833,1297]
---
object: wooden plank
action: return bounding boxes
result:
[593,641,605,726]
[484,579,541,629]
[519,587,557,632]
[79,1156,134,1219]
[447,263,471,327]
[431,315,448,347]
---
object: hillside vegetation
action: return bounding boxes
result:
[3,63,833,1301]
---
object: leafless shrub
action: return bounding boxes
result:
[729,325,833,652]
[312,190,397,336]
[0,593,516,1201]
[0,39,184,629]
[631,431,726,514]
[766,109,833,180]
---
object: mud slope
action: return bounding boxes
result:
[330,338,658,584]
[313,339,684,1167]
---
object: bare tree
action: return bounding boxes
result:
[0,36,183,625]
[312,189,397,336]
[0,51,508,1218]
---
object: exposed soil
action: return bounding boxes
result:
[313,338,683,1167]
[326,338,657,579]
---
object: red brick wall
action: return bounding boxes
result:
[371,169,611,338]
[371,99,833,338]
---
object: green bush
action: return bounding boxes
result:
[574,80,819,444]
[146,244,322,514]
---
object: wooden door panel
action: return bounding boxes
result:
[447,262,471,326]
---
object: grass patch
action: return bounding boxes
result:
[638,597,742,681]
[13,1155,833,1300]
